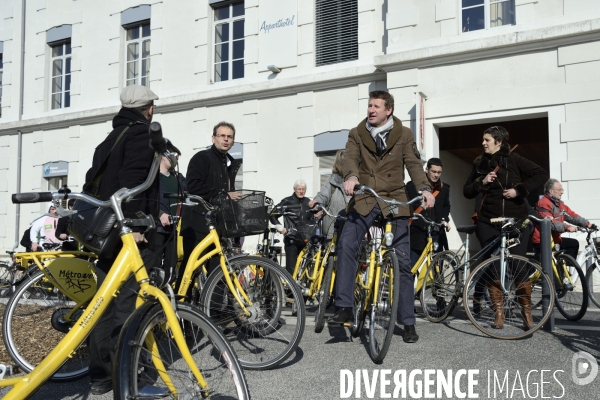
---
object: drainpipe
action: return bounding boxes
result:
[12,0,26,251]
[12,131,22,251]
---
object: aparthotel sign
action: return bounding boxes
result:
[258,0,297,70]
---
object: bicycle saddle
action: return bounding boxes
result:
[456,225,476,234]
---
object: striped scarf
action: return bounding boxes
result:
[366,117,394,155]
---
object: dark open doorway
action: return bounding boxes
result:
[437,117,549,242]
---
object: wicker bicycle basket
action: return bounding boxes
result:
[211,190,269,238]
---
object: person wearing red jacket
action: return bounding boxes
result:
[532,178,597,258]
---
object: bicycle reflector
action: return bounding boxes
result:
[384,232,394,247]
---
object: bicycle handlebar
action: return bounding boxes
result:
[354,184,423,207]
[308,204,347,221]
[411,213,447,229]
[12,192,54,204]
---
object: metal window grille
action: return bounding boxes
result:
[315,0,358,66]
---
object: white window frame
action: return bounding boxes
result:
[124,21,151,87]
[0,52,3,118]
[212,2,245,83]
[50,41,71,110]
[461,0,515,33]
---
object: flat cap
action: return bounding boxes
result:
[120,84,158,108]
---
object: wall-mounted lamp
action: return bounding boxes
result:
[267,65,282,73]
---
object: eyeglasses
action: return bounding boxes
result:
[215,134,234,140]
[294,188,306,192]
[552,188,565,193]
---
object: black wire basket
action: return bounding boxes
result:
[211,190,269,238]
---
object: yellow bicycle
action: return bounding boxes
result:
[2,250,97,381]
[1,123,250,399]
[345,184,422,364]
[174,191,306,371]
[288,204,345,333]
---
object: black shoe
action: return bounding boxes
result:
[403,325,419,343]
[90,381,112,395]
[327,307,353,325]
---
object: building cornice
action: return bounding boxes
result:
[375,18,600,72]
[0,64,384,135]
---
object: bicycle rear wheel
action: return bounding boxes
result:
[314,255,335,333]
[420,251,460,323]
[199,256,305,370]
[2,269,89,381]
[368,250,399,364]
[349,246,369,338]
[553,255,588,321]
[0,262,14,297]
[463,255,554,340]
[120,303,250,399]
[585,261,600,308]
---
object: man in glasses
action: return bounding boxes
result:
[532,178,597,258]
[178,121,242,288]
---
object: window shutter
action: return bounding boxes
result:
[315,0,358,66]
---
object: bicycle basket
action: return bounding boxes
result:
[295,223,320,242]
[211,190,269,238]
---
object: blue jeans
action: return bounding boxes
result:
[334,206,415,325]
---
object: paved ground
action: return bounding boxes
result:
[1,303,599,399]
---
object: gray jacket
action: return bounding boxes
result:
[313,174,351,239]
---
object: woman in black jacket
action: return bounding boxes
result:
[464,126,548,330]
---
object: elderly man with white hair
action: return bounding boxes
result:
[274,179,315,275]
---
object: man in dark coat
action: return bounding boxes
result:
[85,84,159,395]
[178,121,242,289]
[273,180,314,276]
[407,157,451,266]
[328,90,435,344]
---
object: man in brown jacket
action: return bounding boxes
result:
[328,90,435,344]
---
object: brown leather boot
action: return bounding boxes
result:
[487,281,505,329]
[516,281,534,330]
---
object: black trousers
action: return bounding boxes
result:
[475,221,532,282]
[88,243,154,384]
[154,231,177,284]
[284,241,305,277]
[334,206,414,326]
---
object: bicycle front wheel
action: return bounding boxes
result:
[2,269,89,381]
[314,255,335,333]
[463,255,554,340]
[122,303,250,399]
[553,255,588,321]
[0,262,14,297]
[585,261,600,308]
[368,250,400,364]
[420,251,460,323]
[199,256,305,370]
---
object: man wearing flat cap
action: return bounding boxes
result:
[86,84,161,395]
